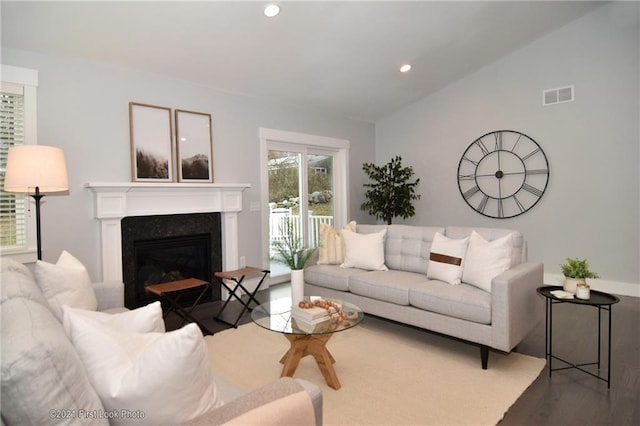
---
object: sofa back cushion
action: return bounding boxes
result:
[34,250,98,321]
[444,226,526,267]
[1,267,107,425]
[355,224,388,235]
[385,225,445,274]
[1,259,48,308]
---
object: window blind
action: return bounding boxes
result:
[0,85,27,249]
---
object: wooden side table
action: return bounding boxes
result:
[537,285,619,388]
[213,267,270,328]
[146,278,213,335]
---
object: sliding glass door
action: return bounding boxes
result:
[260,129,348,284]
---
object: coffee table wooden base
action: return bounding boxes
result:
[280,334,341,390]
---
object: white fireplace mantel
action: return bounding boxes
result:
[85,182,250,282]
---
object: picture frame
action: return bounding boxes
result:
[129,102,174,182]
[175,109,214,182]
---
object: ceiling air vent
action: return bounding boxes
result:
[543,85,574,106]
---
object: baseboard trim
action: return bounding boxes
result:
[544,273,639,298]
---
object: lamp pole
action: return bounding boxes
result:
[31,186,44,260]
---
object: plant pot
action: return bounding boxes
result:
[290,269,305,306]
[563,277,586,294]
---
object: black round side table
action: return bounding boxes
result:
[537,285,619,389]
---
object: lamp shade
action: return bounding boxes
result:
[4,145,69,194]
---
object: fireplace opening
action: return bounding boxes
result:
[134,234,211,307]
[121,213,222,308]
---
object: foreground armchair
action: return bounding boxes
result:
[1,258,322,425]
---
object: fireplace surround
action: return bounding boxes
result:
[85,182,249,289]
[122,213,222,308]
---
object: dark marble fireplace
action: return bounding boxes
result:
[121,213,222,308]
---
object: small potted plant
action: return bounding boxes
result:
[271,218,317,305]
[560,257,599,294]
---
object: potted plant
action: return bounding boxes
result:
[560,257,599,294]
[271,218,317,305]
[360,156,421,225]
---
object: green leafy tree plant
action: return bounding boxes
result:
[360,156,421,225]
[271,218,317,270]
[560,257,599,279]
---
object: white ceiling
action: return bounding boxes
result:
[1,1,606,122]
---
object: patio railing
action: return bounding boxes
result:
[270,208,333,250]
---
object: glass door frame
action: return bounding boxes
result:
[259,128,350,284]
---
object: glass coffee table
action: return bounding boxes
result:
[251,296,364,390]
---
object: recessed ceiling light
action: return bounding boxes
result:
[400,64,412,73]
[264,4,280,18]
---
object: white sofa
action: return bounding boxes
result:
[305,224,544,369]
[0,258,322,425]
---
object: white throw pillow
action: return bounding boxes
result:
[317,221,357,265]
[62,301,165,334]
[63,312,222,425]
[427,232,469,285]
[462,231,513,292]
[34,250,98,321]
[340,229,388,271]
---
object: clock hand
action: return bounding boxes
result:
[475,171,527,178]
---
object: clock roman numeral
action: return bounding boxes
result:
[511,134,523,152]
[497,198,504,218]
[458,174,476,181]
[525,168,548,175]
[463,185,480,200]
[512,194,526,213]
[521,147,541,161]
[478,195,489,213]
[522,183,543,197]
[494,132,503,151]
[462,155,479,166]
[475,139,490,155]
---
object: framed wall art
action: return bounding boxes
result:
[129,102,174,182]
[175,109,214,182]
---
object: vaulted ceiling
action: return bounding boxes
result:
[1,1,606,122]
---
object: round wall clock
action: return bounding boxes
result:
[457,130,549,219]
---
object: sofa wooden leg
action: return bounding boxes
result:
[480,346,489,369]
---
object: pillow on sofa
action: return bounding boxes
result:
[462,231,512,292]
[62,301,165,334]
[340,229,388,271]
[63,311,223,426]
[317,221,357,265]
[1,293,108,425]
[34,250,98,321]
[427,232,469,285]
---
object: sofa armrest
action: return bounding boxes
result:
[490,262,544,352]
[92,281,125,311]
[183,377,322,426]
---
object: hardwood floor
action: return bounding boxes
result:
[500,292,640,426]
[165,285,640,425]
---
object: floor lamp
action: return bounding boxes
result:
[3,145,69,260]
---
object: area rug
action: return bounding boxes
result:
[204,316,545,425]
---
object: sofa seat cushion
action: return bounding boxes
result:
[304,264,368,291]
[408,281,491,324]
[349,270,429,306]
[1,291,107,425]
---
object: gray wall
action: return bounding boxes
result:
[375,2,639,293]
[1,48,376,280]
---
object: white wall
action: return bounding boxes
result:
[375,2,639,295]
[1,48,376,281]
